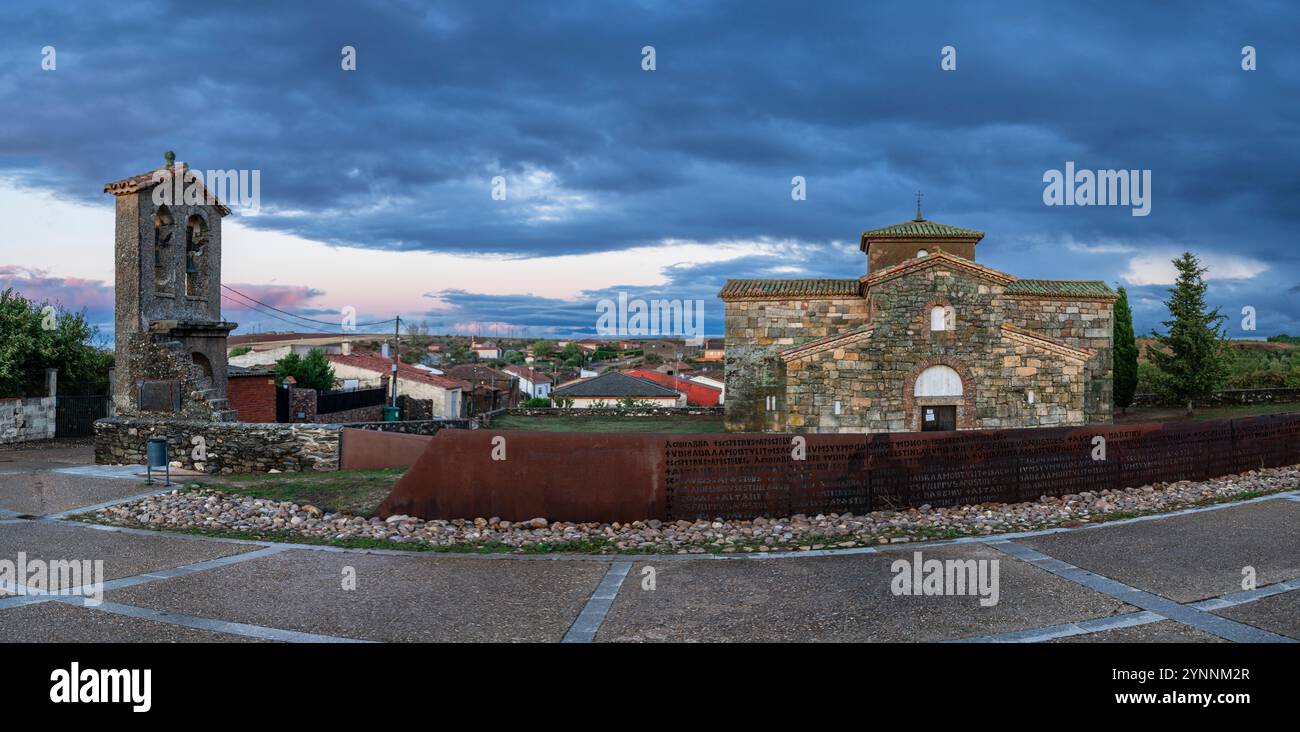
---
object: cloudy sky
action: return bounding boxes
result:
[1,0,1296,343]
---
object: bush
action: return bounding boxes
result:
[521,397,551,408]
[0,288,110,397]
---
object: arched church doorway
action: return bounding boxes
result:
[913,364,962,431]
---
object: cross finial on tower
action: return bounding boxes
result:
[914,191,924,221]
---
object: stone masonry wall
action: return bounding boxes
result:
[774,266,1108,433]
[723,297,869,431]
[95,417,340,474]
[0,397,56,444]
[1003,296,1114,423]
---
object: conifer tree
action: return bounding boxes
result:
[1148,253,1228,416]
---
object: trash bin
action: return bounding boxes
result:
[382,406,400,422]
[146,437,170,486]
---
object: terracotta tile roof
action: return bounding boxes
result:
[861,218,984,240]
[326,352,470,391]
[446,364,516,384]
[552,371,681,398]
[1005,279,1117,300]
[104,163,231,216]
[625,370,721,406]
[718,278,861,301]
[503,364,552,384]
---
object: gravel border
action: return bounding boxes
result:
[82,464,1300,555]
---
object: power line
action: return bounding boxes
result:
[220,284,396,327]
[219,294,347,334]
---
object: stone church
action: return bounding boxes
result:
[720,208,1116,433]
[105,153,239,421]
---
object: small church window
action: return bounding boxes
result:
[931,306,947,331]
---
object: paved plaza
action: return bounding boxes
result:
[2,441,1297,643]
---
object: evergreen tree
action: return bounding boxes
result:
[274,348,336,391]
[1112,286,1138,413]
[1148,253,1228,416]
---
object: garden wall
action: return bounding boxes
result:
[94,417,341,473]
[0,396,56,444]
[1132,388,1300,407]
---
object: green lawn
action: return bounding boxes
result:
[487,414,724,433]
[194,468,405,517]
[1115,401,1300,424]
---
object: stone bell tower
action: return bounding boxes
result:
[105,152,239,420]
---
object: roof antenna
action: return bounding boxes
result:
[914,191,924,221]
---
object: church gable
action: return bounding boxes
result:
[721,210,1115,434]
[860,249,1014,291]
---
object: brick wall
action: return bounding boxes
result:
[226,374,277,422]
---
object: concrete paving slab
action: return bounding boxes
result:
[1016,500,1300,603]
[598,543,1133,642]
[0,520,256,582]
[1049,620,1226,643]
[1213,589,1300,640]
[108,549,608,642]
[0,471,161,515]
[0,441,95,469]
[0,600,263,642]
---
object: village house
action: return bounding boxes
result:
[470,340,500,360]
[551,371,686,408]
[625,369,722,406]
[446,364,518,414]
[327,351,468,418]
[720,209,1116,433]
[698,338,726,362]
[503,364,553,400]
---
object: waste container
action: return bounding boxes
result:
[382,406,400,422]
[146,437,170,486]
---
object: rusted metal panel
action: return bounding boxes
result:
[339,428,434,471]
[377,414,1300,522]
[377,430,667,523]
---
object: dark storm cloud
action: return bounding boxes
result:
[1,0,1297,335]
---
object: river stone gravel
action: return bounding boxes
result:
[83,464,1300,554]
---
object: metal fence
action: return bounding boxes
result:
[380,411,1300,522]
[317,387,386,415]
[56,395,108,437]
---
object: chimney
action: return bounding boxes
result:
[381,342,390,359]
[341,341,352,356]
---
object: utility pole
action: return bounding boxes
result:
[391,315,401,408]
